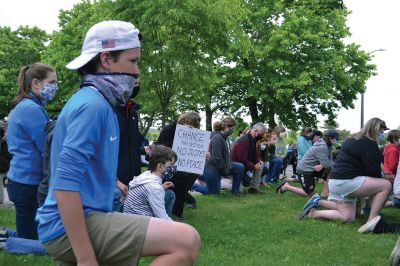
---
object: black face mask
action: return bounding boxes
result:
[254,135,262,142]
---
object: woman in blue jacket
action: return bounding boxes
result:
[6,63,57,239]
[297,127,313,161]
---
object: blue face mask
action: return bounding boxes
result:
[379,132,385,141]
[40,83,58,104]
[260,144,266,151]
[162,165,177,181]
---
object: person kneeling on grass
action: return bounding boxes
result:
[124,145,176,220]
[36,21,200,265]
[276,130,338,214]
[298,118,394,234]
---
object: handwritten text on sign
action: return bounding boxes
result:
[172,125,210,175]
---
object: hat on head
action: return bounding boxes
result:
[381,122,389,131]
[66,20,141,70]
[325,129,339,141]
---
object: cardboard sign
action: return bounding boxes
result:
[172,124,211,175]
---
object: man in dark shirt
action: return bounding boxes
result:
[232,122,267,194]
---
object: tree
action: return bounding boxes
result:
[42,0,113,117]
[0,26,48,117]
[114,0,245,128]
[221,0,375,129]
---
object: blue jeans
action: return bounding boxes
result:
[164,189,175,217]
[2,228,46,255]
[191,181,210,195]
[264,157,283,183]
[113,187,124,212]
[191,167,221,195]
[204,167,222,195]
[230,162,245,194]
[6,179,39,240]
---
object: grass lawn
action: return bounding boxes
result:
[1,183,399,265]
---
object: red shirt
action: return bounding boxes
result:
[383,143,400,175]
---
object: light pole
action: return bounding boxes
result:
[360,48,386,129]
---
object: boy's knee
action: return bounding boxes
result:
[186,226,201,260]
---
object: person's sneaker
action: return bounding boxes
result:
[0,227,8,239]
[0,237,7,250]
[232,191,242,197]
[302,194,321,212]
[298,193,321,220]
[248,188,264,194]
[173,214,185,221]
[357,216,382,233]
[361,207,371,216]
[390,235,400,266]
[185,203,196,209]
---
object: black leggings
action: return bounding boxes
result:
[171,171,198,216]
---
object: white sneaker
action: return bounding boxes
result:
[357,216,381,233]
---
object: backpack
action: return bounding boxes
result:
[37,119,57,207]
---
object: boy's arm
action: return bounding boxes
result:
[55,190,98,266]
[148,185,172,220]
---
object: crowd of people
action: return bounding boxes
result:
[0,19,400,265]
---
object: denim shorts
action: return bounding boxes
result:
[328,176,366,203]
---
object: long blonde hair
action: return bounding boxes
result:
[351,117,387,143]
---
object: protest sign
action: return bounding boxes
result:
[172,124,210,175]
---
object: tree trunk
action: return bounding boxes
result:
[160,100,169,128]
[248,98,259,125]
[205,104,213,132]
[267,106,276,128]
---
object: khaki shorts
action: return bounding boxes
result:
[43,211,150,266]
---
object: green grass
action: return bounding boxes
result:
[1,183,399,265]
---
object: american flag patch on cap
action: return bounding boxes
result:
[102,39,116,49]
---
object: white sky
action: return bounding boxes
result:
[0,0,398,132]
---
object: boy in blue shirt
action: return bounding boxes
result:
[36,21,200,265]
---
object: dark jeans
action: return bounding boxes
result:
[6,179,39,240]
[264,157,283,183]
[171,171,198,216]
[230,162,245,194]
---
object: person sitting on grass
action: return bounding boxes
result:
[276,130,338,215]
[124,145,177,220]
[298,118,394,234]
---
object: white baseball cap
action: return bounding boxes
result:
[66,20,141,70]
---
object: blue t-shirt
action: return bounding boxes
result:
[36,87,119,243]
[7,96,49,185]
